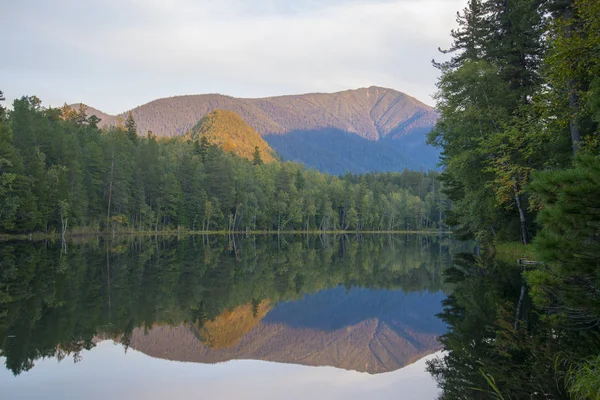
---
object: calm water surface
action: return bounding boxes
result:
[0,234,454,399]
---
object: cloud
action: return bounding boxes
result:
[3,0,464,113]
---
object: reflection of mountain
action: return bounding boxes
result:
[192,300,271,349]
[129,288,445,374]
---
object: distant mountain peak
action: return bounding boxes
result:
[72,87,439,173]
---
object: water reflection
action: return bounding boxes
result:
[0,234,454,376]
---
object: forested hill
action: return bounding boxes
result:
[70,87,439,173]
[187,110,276,163]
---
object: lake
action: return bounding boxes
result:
[0,234,454,399]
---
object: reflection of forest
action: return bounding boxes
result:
[0,234,456,376]
[428,253,600,398]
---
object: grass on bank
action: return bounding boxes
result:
[495,241,535,264]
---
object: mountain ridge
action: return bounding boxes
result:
[70,86,439,173]
[71,86,435,138]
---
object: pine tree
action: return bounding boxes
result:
[434,0,488,69]
[125,112,137,143]
[252,146,263,166]
[199,135,210,162]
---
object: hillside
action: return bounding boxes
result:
[72,87,439,173]
[188,110,276,163]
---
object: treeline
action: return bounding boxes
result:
[0,96,446,235]
[429,0,600,398]
[0,234,452,375]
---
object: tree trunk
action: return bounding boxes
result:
[106,157,114,232]
[513,181,529,245]
[569,82,581,154]
[514,277,527,330]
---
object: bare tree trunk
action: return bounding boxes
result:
[232,206,239,232]
[106,156,114,232]
[513,180,528,245]
[569,83,581,154]
[514,277,527,330]
[106,240,111,321]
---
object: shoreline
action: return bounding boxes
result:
[0,229,451,242]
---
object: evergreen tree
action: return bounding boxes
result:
[252,146,263,166]
[125,111,137,143]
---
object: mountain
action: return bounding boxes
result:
[127,287,445,374]
[187,110,277,163]
[72,87,439,173]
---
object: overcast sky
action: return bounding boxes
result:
[4,0,465,114]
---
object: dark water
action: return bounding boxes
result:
[0,234,454,399]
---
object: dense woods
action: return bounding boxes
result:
[427,0,600,398]
[0,235,453,376]
[0,97,445,235]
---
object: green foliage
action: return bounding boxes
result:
[543,0,600,153]
[567,355,600,400]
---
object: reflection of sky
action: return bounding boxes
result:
[0,342,441,399]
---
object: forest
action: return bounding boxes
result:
[0,95,444,236]
[426,0,600,398]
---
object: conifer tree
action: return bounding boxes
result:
[252,146,263,166]
[125,112,137,143]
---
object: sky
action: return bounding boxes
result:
[4,0,465,114]
[0,342,442,399]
